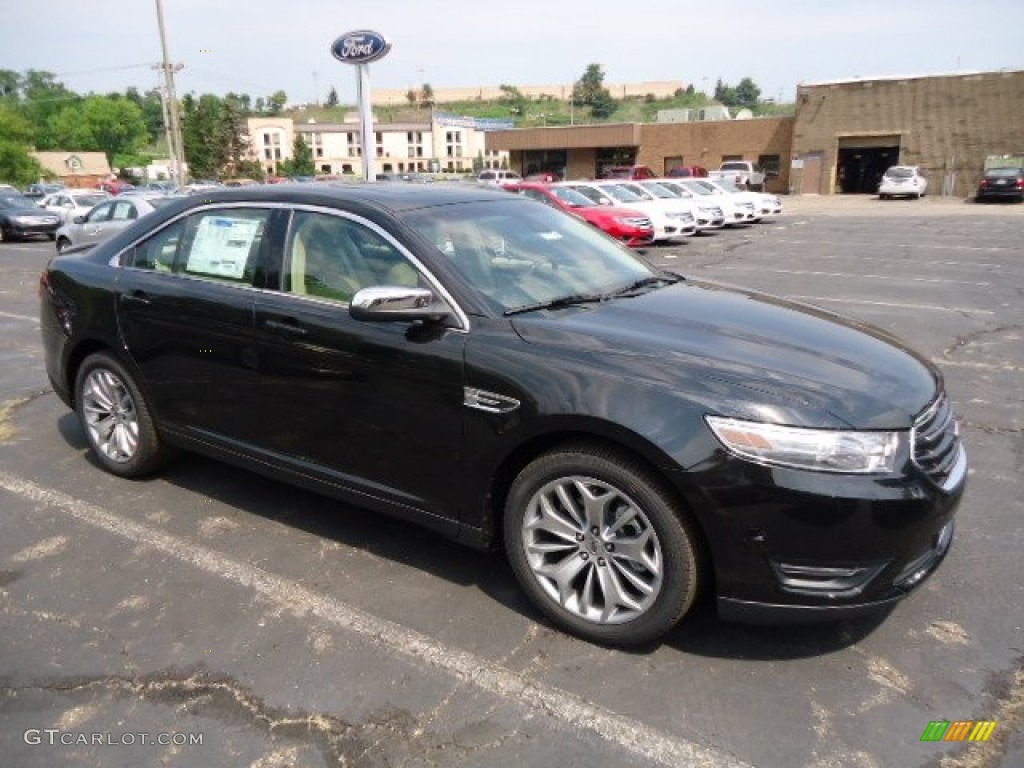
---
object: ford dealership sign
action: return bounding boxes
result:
[330,30,392,65]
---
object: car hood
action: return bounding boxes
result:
[509,279,939,429]
[3,204,59,216]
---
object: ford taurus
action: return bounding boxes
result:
[39,184,966,645]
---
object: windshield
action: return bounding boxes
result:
[680,181,713,196]
[655,182,694,199]
[400,199,655,313]
[74,195,108,207]
[0,195,33,209]
[886,167,915,178]
[550,186,599,207]
[598,184,645,203]
[637,182,680,199]
[147,196,186,209]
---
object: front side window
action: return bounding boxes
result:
[283,211,422,304]
[87,202,113,223]
[111,202,137,221]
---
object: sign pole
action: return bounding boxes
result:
[357,64,375,182]
[330,30,392,184]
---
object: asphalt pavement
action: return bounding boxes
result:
[0,194,1021,767]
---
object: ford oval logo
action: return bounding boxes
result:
[330,30,392,65]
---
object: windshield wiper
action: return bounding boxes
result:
[504,292,609,316]
[611,273,683,297]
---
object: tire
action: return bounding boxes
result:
[47,233,56,241]
[56,237,70,253]
[74,352,169,478]
[503,443,701,646]
[0,226,6,242]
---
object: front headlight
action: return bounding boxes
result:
[706,416,904,473]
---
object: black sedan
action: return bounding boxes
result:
[39,184,966,646]
[0,192,62,241]
[976,167,1024,202]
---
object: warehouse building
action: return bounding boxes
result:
[486,68,1024,197]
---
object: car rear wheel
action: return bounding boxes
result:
[75,352,168,478]
[56,237,70,253]
[503,443,701,646]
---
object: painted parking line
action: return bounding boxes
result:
[767,238,1019,254]
[785,296,996,315]
[0,469,751,768]
[716,266,990,287]
[0,310,39,323]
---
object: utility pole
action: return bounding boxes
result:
[154,0,185,184]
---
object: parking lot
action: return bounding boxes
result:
[1,195,1021,767]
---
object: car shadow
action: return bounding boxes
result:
[57,411,886,659]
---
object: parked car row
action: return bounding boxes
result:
[504,177,783,246]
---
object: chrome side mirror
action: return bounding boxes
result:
[349,286,450,323]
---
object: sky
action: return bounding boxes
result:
[3,0,1022,106]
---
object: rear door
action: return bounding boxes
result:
[115,205,278,442]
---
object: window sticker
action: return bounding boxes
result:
[186,216,261,278]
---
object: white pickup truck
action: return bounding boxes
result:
[712,161,767,191]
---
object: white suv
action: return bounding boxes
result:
[477,169,523,186]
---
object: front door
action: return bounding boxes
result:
[253,209,467,522]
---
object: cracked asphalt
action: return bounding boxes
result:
[1,195,1022,767]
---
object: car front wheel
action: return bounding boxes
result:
[504,443,701,646]
[74,352,168,477]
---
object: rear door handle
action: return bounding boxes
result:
[263,317,308,336]
[121,290,151,305]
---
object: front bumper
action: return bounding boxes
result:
[673,440,966,625]
[8,220,61,237]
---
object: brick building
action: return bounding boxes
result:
[486,68,1024,196]
[790,69,1024,197]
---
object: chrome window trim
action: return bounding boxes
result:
[111,200,471,332]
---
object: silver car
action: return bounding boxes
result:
[39,189,111,225]
[54,194,185,252]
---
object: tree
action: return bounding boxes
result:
[733,78,761,111]
[572,64,616,120]
[498,84,528,116]
[405,88,418,106]
[281,135,314,177]
[20,70,80,149]
[714,77,762,111]
[47,95,148,163]
[181,93,230,179]
[421,83,434,105]
[0,107,45,185]
[0,70,20,102]
[267,90,287,115]
[326,86,339,107]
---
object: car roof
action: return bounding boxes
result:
[180,182,510,213]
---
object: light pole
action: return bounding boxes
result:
[154,0,185,183]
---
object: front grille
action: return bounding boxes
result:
[912,393,963,489]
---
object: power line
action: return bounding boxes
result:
[51,63,154,77]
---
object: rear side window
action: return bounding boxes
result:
[130,208,270,284]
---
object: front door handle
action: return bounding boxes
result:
[263,317,308,336]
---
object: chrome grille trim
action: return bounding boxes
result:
[912,393,964,491]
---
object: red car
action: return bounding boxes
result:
[97,180,136,196]
[666,165,709,178]
[601,165,659,180]
[505,182,655,247]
